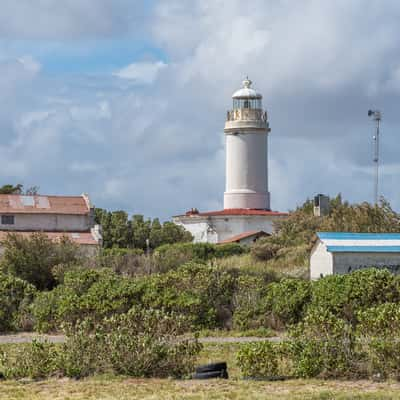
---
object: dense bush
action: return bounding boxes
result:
[357,303,400,379]
[32,263,239,332]
[0,233,80,290]
[0,272,36,332]
[264,278,311,328]
[154,242,247,271]
[237,341,280,378]
[237,308,357,379]
[32,269,142,332]
[139,263,237,329]
[309,269,400,324]
[0,340,58,379]
[0,308,201,380]
[231,275,269,330]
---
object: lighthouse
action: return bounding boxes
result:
[224,78,270,210]
[173,78,287,244]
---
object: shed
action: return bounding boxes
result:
[310,232,400,279]
[218,230,269,246]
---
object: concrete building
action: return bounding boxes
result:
[0,194,102,255]
[173,78,287,243]
[310,232,400,279]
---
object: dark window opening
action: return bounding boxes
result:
[1,215,15,225]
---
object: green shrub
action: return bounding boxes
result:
[310,269,400,323]
[154,242,247,271]
[0,272,36,332]
[32,269,143,332]
[357,303,400,378]
[101,248,144,257]
[264,278,311,328]
[140,263,237,329]
[1,232,80,290]
[33,263,238,332]
[288,307,356,378]
[232,275,268,330]
[237,341,280,378]
[0,340,58,379]
[1,309,202,380]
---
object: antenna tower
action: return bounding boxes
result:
[368,110,382,205]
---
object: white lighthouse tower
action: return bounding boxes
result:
[173,78,287,244]
[224,78,270,210]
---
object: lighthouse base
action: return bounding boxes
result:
[224,190,270,210]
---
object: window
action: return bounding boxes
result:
[1,215,15,225]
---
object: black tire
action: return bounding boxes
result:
[193,370,228,380]
[195,362,227,373]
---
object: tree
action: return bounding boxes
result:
[0,184,23,194]
[149,218,163,249]
[132,215,151,250]
[109,211,131,248]
[1,233,80,290]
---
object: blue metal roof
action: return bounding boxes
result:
[327,246,400,253]
[317,232,400,240]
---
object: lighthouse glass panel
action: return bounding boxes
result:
[233,98,262,109]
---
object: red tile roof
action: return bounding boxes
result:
[219,230,269,244]
[0,195,90,215]
[0,230,99,245]
[185,208,288,217]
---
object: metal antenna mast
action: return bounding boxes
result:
[368,109,382,205]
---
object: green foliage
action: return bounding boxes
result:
[101,248,144,257]
[236,341,279,378]
[231,275,269,330]
[32,269,142,332]
[94,209,193,250]
[357,303,400,378]
[0,183,23,194]
[0,340,59,379]
[32,263,247,332]
[154,242,248,271]
[0,309,202,380]
[1,232,80,290]
[264,278,312,328]
[0,272,36,332]
[310,269,400,324]
[288,308,356,378]
[140,263,237,329]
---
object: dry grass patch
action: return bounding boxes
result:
[1,378,400,400]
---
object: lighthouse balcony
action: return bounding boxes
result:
[226,108,267,122]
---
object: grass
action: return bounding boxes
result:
[197,327,275,338]
[1,343,400,399]
[214,252,308,278]
[1,377,400,399]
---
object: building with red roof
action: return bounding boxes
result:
[0,193,102,255]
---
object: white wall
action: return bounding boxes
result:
[310,241,333,279]
[0,213,91,232]
[174,214,282,243]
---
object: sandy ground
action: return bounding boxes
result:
[0,332,281,344]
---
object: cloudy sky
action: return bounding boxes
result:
[0,0,399,219]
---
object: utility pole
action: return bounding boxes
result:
[368,110,382,205]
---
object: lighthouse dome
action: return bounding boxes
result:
[232,78,262,99]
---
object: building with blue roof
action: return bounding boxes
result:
[310,232,400,279]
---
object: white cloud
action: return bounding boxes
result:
[1,1,400,219]
[113,61,167,84]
